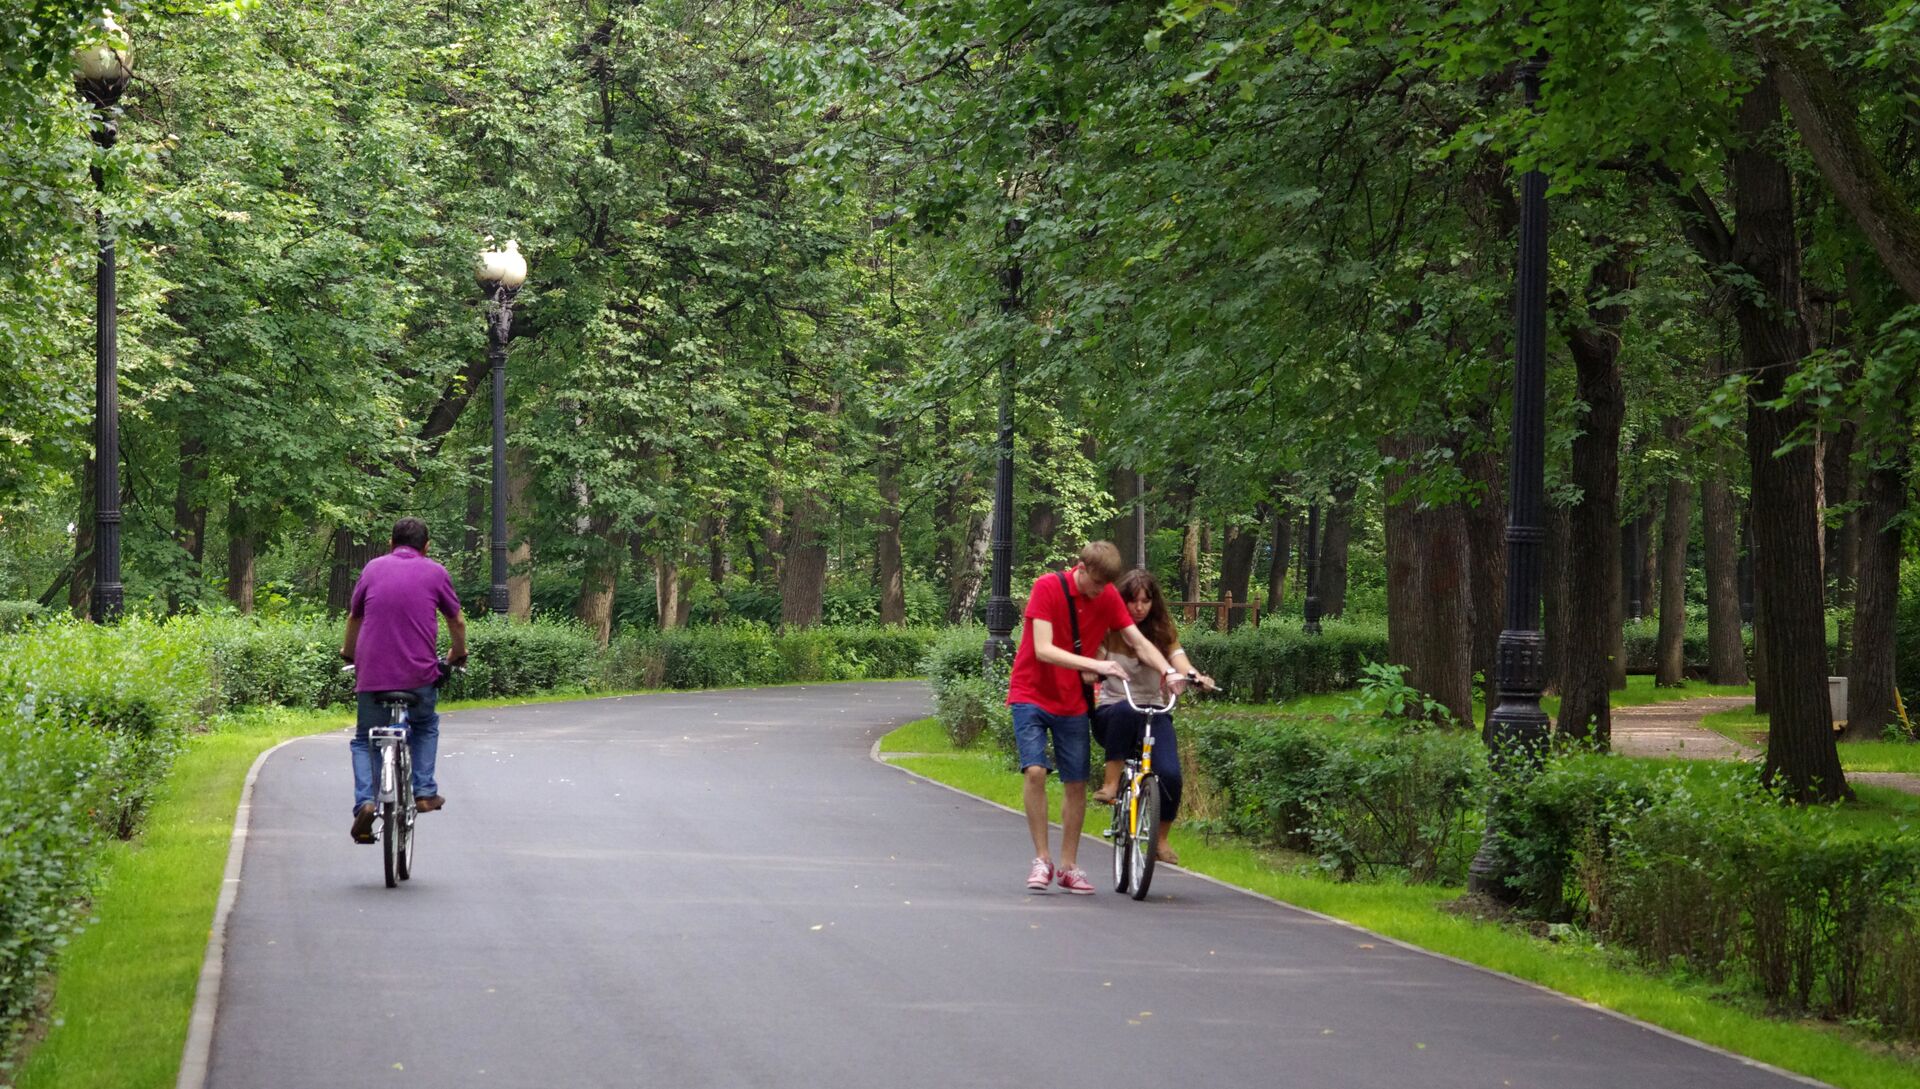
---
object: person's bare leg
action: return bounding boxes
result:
[1092,759,1123,804]
[1059,781,1087,870]
[1155,819,1179,863]
[1023,766,1053,862]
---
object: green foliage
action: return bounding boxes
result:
[1500,756,1920,1038]
[1187,708,1485,883]
[1176,620,1390,703]
[601,624,940,692]
[0,601,45,632]
[441,618,601,702]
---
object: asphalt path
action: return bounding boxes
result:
[201,682,1817,1089]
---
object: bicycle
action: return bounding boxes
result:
[345,658,454,889]
[367,688,419,889]
[1106,676,1184,901]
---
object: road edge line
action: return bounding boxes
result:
[174,733,313,1089]
[868,740,1832,1089]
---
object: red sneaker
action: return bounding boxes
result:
[1026,857,1054,890]
[1056,866,1095,895]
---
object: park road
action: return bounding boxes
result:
[201,682,1818,1089]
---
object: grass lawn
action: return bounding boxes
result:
[1245,674,1754,725]
[882,713,1920,1089]
[1700,709,1920,775]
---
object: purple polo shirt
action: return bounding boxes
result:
[348,547,461,693]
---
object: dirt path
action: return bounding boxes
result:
[1609,695,1920,796]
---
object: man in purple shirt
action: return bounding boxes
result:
[340,518,468,844]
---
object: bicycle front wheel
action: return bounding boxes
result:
[1128,775,1159,901]
[1110,787,1130,893]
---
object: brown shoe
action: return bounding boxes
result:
[415,794,445,813]
[350,803,377,844]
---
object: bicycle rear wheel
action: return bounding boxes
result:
[1110,785,1130,893]
[379,745,399,888]
[1128,775,1159,901]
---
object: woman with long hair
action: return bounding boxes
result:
[1088,568,1215,864]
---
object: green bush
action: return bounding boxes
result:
[0,601,45,633]
[441,617,601,700]
[1187,708,1484,882]
[1171,619,1389,703]
[0,619,207,839]
[0,719,111,1069]
[201,615,352,710]
[601,624,938,692]
[1499,756,1920,1038]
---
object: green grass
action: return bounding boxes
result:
[1700,709,1920,776]
[1262,674,1754,726]
[14,706,350,1089]
[881,714,1920,1089]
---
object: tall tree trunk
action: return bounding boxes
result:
[230,504,261,615]
[1732,76,1845,802]
[71,460,93,618]
[1701,475,1749,684]
[1463,445,1506,725]
[1320,484,1354,618]
[327,527,384,615]
[654,550,681,631]
[945,509,990,625]
[1217,520,1258,630]
[1179,516,1203,605]
[1383,437,1423,675]
[1264,504,1292,616]
[875,420,907,627]
[576,521,619,647]
[706,513,732,586]
[170,435,207,615]
[506,446,533,621]
[1655,420,1693,687]
[1558,246,1633,746]
[779,493,829,629]
[1110,465,1142,570]
[463,453,484,593]
[1421,498,1475,728]
[1544,502,1573,695]
[1845,459,1905,739]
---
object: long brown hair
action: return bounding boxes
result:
[1105,568,1177,654]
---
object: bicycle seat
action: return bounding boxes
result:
[369,690,420,707]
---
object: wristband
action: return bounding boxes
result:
[1163,667,1179,677]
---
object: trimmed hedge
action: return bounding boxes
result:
[599,623,938,691]
[1499,756,1920,1038]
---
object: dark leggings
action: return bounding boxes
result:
[1091,704,1182,823]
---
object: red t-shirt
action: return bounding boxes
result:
[1005,566,1135,715]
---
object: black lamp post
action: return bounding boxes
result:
[475,238,526,616]
[1468,55,1552,899]
[76,14,131,624]
[982,221,1024,667]
[1303,503,1323,634]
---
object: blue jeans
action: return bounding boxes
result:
[1011,703,1092,782]
[1091,703,1182,822]
[351,686,439,813]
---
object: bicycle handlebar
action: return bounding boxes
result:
[1118,676,1181,716]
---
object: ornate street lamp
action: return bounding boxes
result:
[475,238,526,616]
[75,12,132,624]
[982,221,1024,667]
[1468,56,1552,900]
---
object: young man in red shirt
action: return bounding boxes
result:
[1007,541,1186,893]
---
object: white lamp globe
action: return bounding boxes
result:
[74,12,131,83]
[475,238,528,289]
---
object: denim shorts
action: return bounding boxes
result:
[1011,702,1091,782]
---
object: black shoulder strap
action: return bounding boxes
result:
[1057,571,1081,655]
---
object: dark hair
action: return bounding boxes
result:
[1105,568,1177,654]
[391,517,430,550]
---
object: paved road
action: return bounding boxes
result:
[203,683,1816,1088]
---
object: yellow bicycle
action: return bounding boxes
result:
[1107,677,1182,900]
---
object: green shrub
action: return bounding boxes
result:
[0,719,111,1069]
[0,601,45,633]
[1187,708,1484,882]
[1174,619,1389,703]
[0,619,206,838]
[441,617,600,700]
[1500,756,1920,1038]
[201,615,352,710]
